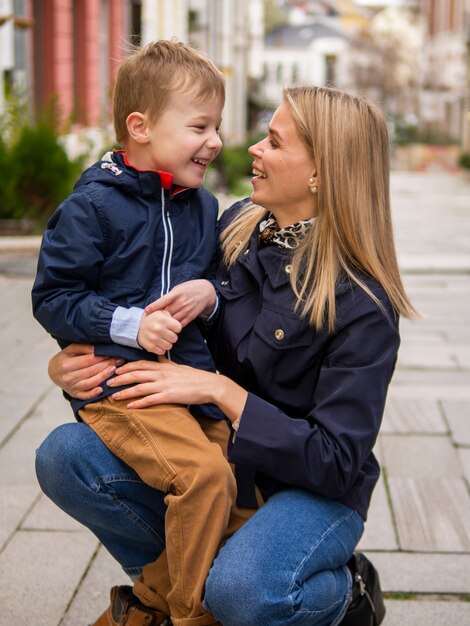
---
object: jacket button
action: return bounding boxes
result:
[274,329,285,341]
[285,264,292,273]
[221,280,228,286]
[244,248,250,255]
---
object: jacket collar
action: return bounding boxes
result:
[113,150,190,199]
[237,218,293,289]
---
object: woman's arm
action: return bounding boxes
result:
[48,344,121,399]
[107,358,247,424]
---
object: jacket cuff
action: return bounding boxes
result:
[110,306,145,348]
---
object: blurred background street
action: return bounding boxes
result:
[1,0,470,624]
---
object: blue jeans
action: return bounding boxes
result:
[36,423,364,625]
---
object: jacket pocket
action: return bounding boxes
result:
[253,305,315,350]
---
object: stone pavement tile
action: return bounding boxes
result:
[0,484,40,550]
[389,370,470,400]
[369,552,470,593]
[381,435,462,478]
[0,530,98,626]
[22,493,84,532]
[396,344,462,370]
[398,253,470,272]
[381,397,447,434]
[388,477,470,552]
[61,544,130,626]
[383,600,470,626]
[459,448,470,484]
[0,387,70,487]
[441,399,470,446]
[358,474,398,551]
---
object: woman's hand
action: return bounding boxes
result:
[144,280,217,327]
[108,358,248,421]
[48,344,121,400]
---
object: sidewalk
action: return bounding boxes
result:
[0,171,469,625]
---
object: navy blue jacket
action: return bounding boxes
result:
[207,201,400,519]
[32,151,223,420]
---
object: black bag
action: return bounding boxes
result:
[340,552,386,626]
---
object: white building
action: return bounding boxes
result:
[140,0,264,144]
[259,19,349,109]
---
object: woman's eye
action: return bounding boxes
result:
[269,140,278,148]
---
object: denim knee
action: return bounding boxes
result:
[35,422,94,504]
[204,552,272,626]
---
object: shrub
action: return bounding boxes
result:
[0,135,17,218]
[7,119,83,223]
[458,152,470,170]
[0,96,84,224]
[216,133,264,194]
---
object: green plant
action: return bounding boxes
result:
[7,119,83,223]
[217,133,263,194]
[0,134,17,218]
[0,94,84,224]
[458,152,470,170]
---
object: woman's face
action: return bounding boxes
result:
[248,104,317,227]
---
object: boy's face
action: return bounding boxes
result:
[143,90,224,188]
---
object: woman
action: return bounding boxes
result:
[37,85,417,626]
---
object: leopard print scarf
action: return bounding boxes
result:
[258,213,315,249]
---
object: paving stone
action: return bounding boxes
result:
[390,370,470,399]
[388,477,470,552]
[0,387,72,487]
[0,530,98,626]
[369,552,470,593]
[441,399,470,446]
[61,544,130,626]
[381,435,463,479]
[0,484,40,550]
[22,493,84,532]
[396,344,461,370]
[381,397,447,434]
[383,600,470,626]
[458,448,470,484]
[358,474,398,551]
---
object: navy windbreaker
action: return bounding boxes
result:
[32,151,223,420]
[207,200,400,518]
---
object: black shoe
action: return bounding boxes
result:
[340,552,386,625]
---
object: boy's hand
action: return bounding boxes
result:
[145,280,217,327]
[137,310,182,355]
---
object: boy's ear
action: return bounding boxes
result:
[126,112,149,144]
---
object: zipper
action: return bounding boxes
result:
[160,189,174,360]
[160,189,174,297]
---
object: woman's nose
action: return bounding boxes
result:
[248,140,263,157]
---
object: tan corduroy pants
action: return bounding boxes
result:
[80,396,255,626]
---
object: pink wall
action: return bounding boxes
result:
[34,0,129,128]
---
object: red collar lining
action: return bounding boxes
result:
[115,150,187,194]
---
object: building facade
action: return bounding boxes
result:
[0,0,135,128]
[420,0,470,149]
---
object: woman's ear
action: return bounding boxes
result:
[126,112,149,144]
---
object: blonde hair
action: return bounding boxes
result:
[113,40,225,145]
[221,85,418,331]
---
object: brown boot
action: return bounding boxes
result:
[92,585,170,626]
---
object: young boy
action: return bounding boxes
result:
[32,40,253,626]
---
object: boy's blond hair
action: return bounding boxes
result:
[113,40,225,145]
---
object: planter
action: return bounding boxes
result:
[392,144,461,172]
[0,218,37,236]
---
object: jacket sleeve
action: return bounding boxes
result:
[31,192,118,344]
[228,300,399,499]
